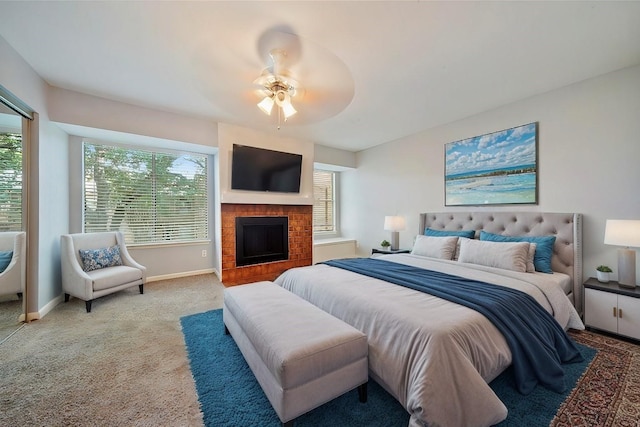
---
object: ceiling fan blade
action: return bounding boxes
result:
[256,26,302,67]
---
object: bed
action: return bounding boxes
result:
[274,212,585,427]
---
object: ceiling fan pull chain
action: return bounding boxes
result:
[277,104,282,130]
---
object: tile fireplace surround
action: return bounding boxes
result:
[221,203,313,286]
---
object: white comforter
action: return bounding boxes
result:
[274,254,584,427]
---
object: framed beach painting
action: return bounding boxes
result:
[445,122,538,206]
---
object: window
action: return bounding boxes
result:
[84,142,208,244]
[0,131,22,231]
[313,169,336,234]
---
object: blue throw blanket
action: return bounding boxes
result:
[322,258,583,395]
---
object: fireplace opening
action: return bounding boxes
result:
[236,216,289,267]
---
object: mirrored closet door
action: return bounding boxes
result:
[0,99,27,343]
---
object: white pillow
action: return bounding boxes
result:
[457,239,531,273]
[411,235,459,260]
[453,236,472,261]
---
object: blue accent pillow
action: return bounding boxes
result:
[79,245,123,272]
[479,231,556,273]
[0,250,13,273]
[425,228,475,239]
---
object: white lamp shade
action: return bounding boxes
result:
[257,96,274,115]
[384,216,406,232]
[604,220,640,247]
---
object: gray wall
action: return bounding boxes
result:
[342,64,640,284]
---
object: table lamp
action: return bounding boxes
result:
[604,219,640,288]
[384,216,406,251]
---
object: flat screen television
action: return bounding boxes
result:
[231,144,303,193]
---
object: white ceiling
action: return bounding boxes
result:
[1,1,640,152]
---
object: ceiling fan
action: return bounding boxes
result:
[196,27,354,131]
[253,49,301,127]
[248,27,356,130]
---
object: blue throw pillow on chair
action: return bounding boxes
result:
[79,245,123,272]
[0,250,13,273]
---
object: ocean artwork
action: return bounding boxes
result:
[445,123,537,206]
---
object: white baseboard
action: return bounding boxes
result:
[19,293,64,322]
[147,268,219,283]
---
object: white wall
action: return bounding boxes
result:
[342,64,640,284]
[48,87,219,148]
[38,120,69,310]
[314,144,356,169]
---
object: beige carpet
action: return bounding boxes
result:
[0,294,24,344]
[0,274,224,426]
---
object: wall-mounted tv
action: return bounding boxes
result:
[231,144,303,193]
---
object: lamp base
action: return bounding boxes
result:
[617,248,637,288]
[390,232,400,251]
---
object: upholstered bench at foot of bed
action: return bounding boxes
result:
[223,281,369,427]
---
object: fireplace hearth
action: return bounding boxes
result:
[235,216,289,267]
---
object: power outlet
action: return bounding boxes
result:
[201,250,207,258]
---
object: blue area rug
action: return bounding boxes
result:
[181,309,595,427]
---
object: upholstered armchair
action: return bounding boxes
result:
[0,231,26,299]
[61,231,146,312]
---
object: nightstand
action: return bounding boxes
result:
[371,248,411,255]
[584,277,640,340]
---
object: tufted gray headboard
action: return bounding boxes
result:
[419,212,583,314]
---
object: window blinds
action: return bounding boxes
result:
[84,142,208,244]
[313,170,335,233]
[0,132,22,231]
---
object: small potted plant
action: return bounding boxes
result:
[380,240,391,250]
[596,265,612,283]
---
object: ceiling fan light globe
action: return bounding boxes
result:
[282,100,297,118]
[257,96,274,115]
